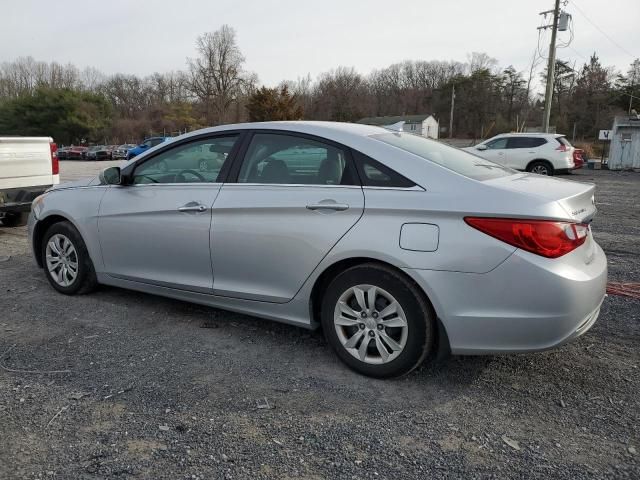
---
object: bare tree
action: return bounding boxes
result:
[187,25,249,124]
[467,52,499,74]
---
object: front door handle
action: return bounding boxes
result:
[306,203,349,211]
[178,203,207,213]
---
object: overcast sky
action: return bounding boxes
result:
[3,0,638,85]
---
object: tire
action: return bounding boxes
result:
[527,160,554,176]
[1,212,26,227]
[42,221,97,295]
[321,263,435,378]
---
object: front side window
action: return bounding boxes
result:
[485,138,508,149]
[237,133,355,185]
[371,132,514,181]
[133,135,238,184]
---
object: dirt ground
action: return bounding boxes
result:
[0,164,638,479]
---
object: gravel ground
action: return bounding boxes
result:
[0,166,638,479]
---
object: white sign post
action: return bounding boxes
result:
[598,130,612,141]
[598,130,613,164]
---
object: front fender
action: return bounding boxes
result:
[31,187,108,271]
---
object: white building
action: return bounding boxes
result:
[357,114,439,139]
[608,115,640,170]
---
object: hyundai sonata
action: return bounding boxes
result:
[28,122,607,378]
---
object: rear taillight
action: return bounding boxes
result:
[50,142,59,175]
[464,217,589,258]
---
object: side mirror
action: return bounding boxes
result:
[476,144,488,151]
[99,166,122,185]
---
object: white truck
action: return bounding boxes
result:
[0,137,59,226]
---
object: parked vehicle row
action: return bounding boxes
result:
[112,144,137,160]
[57,138,172,161]
[27,121,606,378]
[126,137,171,160]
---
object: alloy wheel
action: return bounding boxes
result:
[45,234,79,287]
[531,164,549,175]
[333,284,408,364]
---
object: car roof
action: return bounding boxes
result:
[178,121,387,143]
[492,132,564,138]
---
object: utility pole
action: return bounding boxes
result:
[541,0,561,133]
[449,84,455,139]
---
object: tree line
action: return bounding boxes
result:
[0,25,638,145]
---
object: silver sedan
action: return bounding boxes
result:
[28,122,607,378]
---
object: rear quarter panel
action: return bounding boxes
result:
[331,188,517,274]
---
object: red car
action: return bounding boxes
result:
[66,146,88,160]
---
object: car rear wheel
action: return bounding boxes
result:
[42,221,97,295]
[1,212,26,227]
[527,160,554,176]
[321,263,435,378]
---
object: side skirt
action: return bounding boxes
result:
[96,273,314,330]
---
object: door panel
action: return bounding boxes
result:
[211,185,364,302]
[98,184,221,292]
[481,138,508,166]
[97,134,240,293]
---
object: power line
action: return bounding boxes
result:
[570,0,636,59]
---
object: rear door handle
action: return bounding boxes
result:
[178,203,207,213]
[306,203,349,211]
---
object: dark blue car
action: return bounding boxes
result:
[127,137,171,160]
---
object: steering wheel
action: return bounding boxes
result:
[177,169,206,182]
[135,174,159,184]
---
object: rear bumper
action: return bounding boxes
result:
[404,239,607,355]
[0,185,51,214]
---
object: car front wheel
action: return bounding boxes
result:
[42,221,97,295]
[321,263,435,378]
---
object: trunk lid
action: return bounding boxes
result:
[484,173,596,223]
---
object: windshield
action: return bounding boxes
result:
[370,133,515,181]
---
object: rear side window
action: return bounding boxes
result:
[237,133,357,185]
[507,137,547,148]
[352,150,416,188]
[556,136,572,147]
[371,132,514,181]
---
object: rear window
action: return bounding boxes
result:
[507,137,547,148]
[556,136,572,147]
[370,133,514,181]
